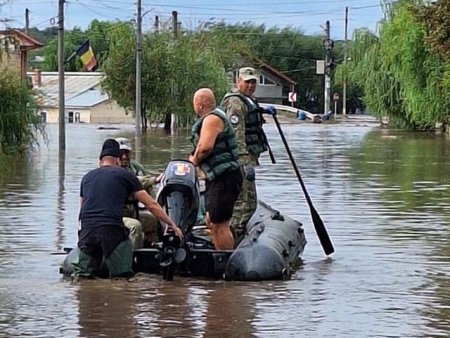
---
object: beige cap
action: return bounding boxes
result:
[239,67,258,82]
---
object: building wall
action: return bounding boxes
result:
[90,100,133,124]
[0,51,21,74]
[38,100,132,124]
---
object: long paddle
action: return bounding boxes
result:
[271,113,335,256]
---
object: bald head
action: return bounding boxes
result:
[193,88,216,117]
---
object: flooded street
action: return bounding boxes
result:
[0,116,449,338]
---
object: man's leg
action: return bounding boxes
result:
[230,178,257,243]
[123,217,144,249]
[98,226,134,278]
[72,228,102,278]
[139,211,160,245]
[206,212,234,250]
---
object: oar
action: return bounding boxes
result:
[271,113,335,256]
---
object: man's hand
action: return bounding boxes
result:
[170,225,184,239]
[263,106,277,116]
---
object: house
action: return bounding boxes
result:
[0,29,43,80]
[229,59,297,105]
[28,71,134,124]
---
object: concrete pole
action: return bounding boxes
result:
[135,0,142,135]
[343,7,348,116]
[57,0,65,153]
[170,11,178,134]
[324,21,331,115]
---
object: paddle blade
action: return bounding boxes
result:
[310,205,334,255]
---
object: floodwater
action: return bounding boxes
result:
[0,116,449,338]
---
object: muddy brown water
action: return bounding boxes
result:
[0,116,449,337]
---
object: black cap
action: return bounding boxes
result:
[99,138,120,160]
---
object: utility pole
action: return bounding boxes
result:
[135,0,142,135]
[343,7,348,116]
[170,11,178,133]
[154,15,159,33]
[172,11,178,38]
[57,0,65,153]
[323,21,334,116]
[20,8,30,82]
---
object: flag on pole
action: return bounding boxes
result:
[75,40,97,71]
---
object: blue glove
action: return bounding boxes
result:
[263,106,277,116]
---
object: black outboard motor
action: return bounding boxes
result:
[156,160,200,280]
[156,160,200,234]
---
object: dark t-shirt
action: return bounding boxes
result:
[79,166,143,228]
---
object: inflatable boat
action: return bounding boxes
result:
[60,160,307,281]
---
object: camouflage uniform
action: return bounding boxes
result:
[221,89,267,242]
[123,160,161,247]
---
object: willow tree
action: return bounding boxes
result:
[343,0,448,129]
[0,70,42,156]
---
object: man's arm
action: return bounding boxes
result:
[189,114,224,166]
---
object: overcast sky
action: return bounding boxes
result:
[1,0,387,40]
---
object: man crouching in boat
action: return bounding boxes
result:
[116,137,161,248]
[72,139,183,278]
[189,88,243,250]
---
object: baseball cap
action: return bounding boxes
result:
[116,137,132,151]
[239,67,259,82]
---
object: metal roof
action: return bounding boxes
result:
[27,71,109,108]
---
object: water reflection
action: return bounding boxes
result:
[1,119,450,337]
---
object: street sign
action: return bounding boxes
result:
[316,60,325,74]
[333,92,340,101]
[288,92,297,102]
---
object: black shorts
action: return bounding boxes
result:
[205,168,243,223]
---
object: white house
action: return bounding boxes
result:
[28,71,134,124]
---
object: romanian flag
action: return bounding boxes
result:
[76,40,97,71]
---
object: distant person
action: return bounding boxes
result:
[73,138,182,278]
[221,67,275,244]
[116,137,161,247]
[189,88,243,250]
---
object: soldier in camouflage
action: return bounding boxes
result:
[221,67,274,245]
[116,137,162,248]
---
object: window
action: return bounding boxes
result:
[68,111,74,123]
[40,111,47,123]
[259,75,276,86]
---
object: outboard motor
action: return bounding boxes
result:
[156,160,200,280]
[156,160,200,234]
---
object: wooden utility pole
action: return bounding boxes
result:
[154,15,159,32]
[20,8,30,82]
[172,11,178,38]
[57,0,65,153]
[343,7,348,116]
[135,0,142,135]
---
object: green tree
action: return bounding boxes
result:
[0,70,43,156]
[341,0,449,129]
[102,27,232,129]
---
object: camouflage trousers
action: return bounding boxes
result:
[230,175,257,242]
[124,212,160,249]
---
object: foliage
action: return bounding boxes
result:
[207,23,330,113]
[0,70,43,156]
[341,0,449,130]
[102,27,234,127]
[39,20,123,71]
